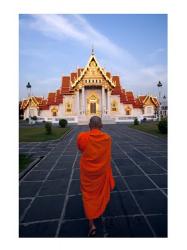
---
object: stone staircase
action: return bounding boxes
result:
[78,115,116,125]
[78,120,89,125]
[102,118,116,124]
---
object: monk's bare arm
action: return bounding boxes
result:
[77,132,89,153]
[77,133,83,152]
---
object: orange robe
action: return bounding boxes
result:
[77,128,115,219]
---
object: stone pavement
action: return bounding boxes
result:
[19,141,59,159]
[19,125,167,237]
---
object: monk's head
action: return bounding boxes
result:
[89,116,103,130]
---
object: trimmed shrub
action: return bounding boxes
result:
[142,117,147,122]
[45,122,52,135]
[59,119,68,128]
[158,118,167,134]
[134,117,139,125]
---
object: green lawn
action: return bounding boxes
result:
[19,126,71,142]
[19,154,33,173]
[129,122,167,138]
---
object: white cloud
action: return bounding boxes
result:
[29,14,138,66]
[30,15,87,42]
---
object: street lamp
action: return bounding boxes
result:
[157,81,162,121]
[26,82,32,123]
[163,95,167,118]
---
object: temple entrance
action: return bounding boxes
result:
[86,94,99,115]
[90,102,96,114]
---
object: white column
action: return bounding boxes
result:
[76,89,79,115]
[107,90,111,115]
[82,86,85,114]
[104,89,106,114]
[102,86,105,115]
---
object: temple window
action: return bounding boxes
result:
[66,102,72,113]
[51,107,58,116]
[111,100,117,111]
[147,106,152,114]
[125,106,131,115]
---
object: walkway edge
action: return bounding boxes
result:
[20,127,73,144]
[19,157,42,180]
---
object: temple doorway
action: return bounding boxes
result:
[86,94,99,115]
[90,102,96,114]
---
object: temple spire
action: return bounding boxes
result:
[91,44,95,55]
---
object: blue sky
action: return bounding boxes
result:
[19,14,167,100]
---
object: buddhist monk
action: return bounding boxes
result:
[77,116,115,237]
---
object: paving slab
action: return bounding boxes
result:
[23,195,65,223]
[147,215,167,237]
[104,216,153,237]
[123,175,156,190]
[20,181,43,198]
[19,221,58,237]
[132,190,167,214]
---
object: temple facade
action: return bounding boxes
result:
[20,52,159,124]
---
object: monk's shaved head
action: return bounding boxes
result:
[89,116,103,130]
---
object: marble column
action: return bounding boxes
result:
[76,89,79,115]
[107,89,111,115]
[102,86,105,115]
[82,86,85,114]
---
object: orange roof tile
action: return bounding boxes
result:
[111,76,121,95]
[71,72,78,82]
[60,76,74,95]
[77,68,84,77]
[126,91,134,101]
[47,92,56,105]
[55,89,63,104]
[61,76,70,88]
[133,98,143,108]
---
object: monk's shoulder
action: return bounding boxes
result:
[101,131,112,141]
[77,131,90,139]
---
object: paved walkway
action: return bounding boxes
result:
[19,125,167,237]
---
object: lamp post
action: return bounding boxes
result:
[26,82,32,123]
[163,95,167,118]
[157,81,162,121]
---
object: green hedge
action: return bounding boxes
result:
[59,119,68,128]
[45,122,52,134]
[134,117,139,125]
[158,118,167,134]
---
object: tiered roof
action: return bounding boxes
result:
[20,54,159,111]
[111,76,144,107]
[60,76,74,95]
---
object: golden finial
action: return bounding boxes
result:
[91,44,94,55]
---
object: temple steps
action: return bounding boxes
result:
[78,117,116,125]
